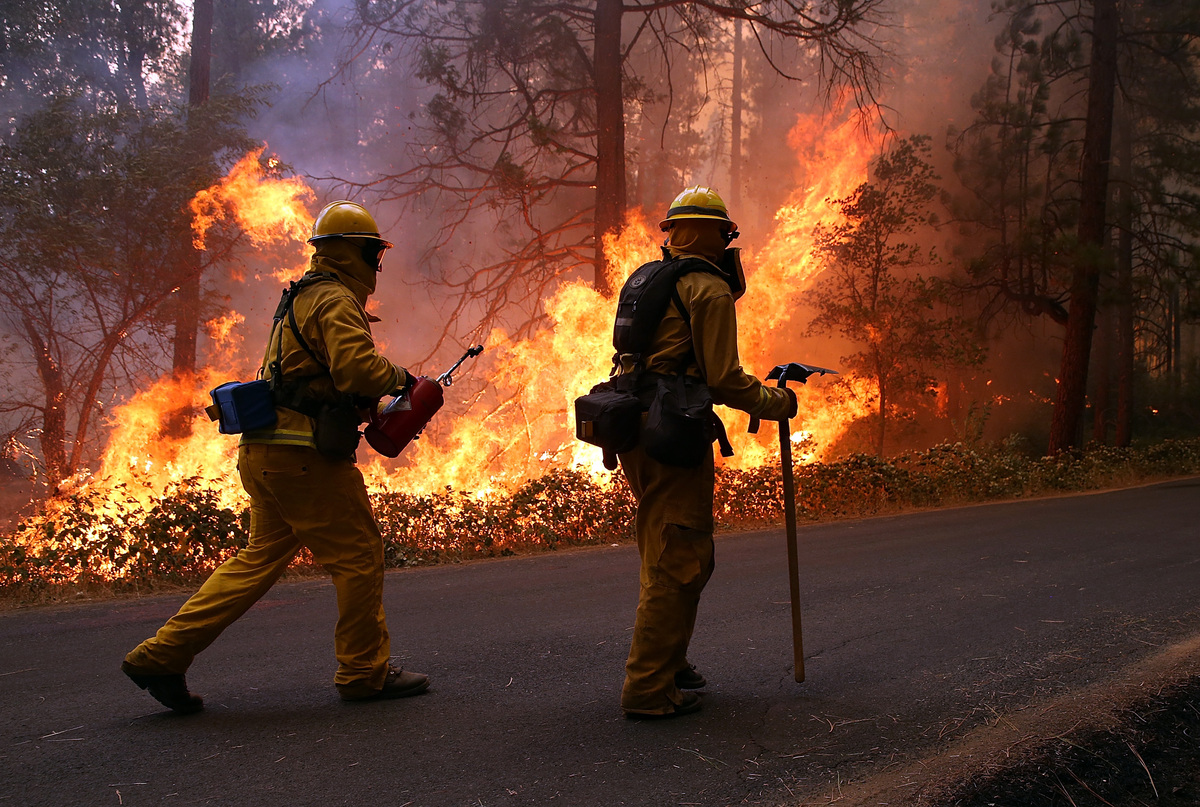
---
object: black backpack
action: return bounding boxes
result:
[612,252,721,361]
[574,252,728,469]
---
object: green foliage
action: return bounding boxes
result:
[0,93,257,482]
[809,135,985,456]
[0,0,187,116]
[718,438,1200,526]
[5,440,1199,602]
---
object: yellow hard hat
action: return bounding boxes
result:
[659,186,737,232]
[308,200,394,248]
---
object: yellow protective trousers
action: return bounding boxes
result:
[619,442,716,714]
[124,444,391,694]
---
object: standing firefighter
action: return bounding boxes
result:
[122,201,429,712]
[616,187,796,718]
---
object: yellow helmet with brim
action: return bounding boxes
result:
[309,200,394,249]
[659,186,738,233]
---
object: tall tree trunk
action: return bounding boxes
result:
[1115,103,1134,446]
[1170,285,1181,393]
[22,317,68,484]
[172,0,214,379]
[1092,301,1112,443]
[188,0,213,145]
[730,19,743,212]
[1047,0,1118,454]
[877,372,887,458]
[592,0,625,296]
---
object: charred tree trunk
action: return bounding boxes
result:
[1047,0,1118,454]
[1115,104,1134,446]
[730,19,743,212]
[171,0,213,379]
[592,0,625,297]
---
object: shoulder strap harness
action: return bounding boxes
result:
[611,249,734,458]
[266,272,346,418]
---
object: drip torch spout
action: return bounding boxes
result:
[437,344,484,387]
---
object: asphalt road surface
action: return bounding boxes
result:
[2,479,1199,807]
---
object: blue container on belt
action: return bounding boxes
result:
[208,380,278,434]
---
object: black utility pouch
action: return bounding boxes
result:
[314,396,362,461]
[574,378,642,469]
[642,375,715,468]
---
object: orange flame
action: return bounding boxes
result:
[37,150,322,528]
[189,146,315,253]
[362,112,876,492]
[30,111,883,569]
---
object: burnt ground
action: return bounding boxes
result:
[945,676,1200,807]
[819,635,1200,807]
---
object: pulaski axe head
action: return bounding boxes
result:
[747,362,838,435]
[766,362,838,387]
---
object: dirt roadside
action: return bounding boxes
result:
[796,633,1200,806]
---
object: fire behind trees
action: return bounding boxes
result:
[333,0,888,349]
[0,98,256,484]
[0,0,1198,499]
[809,135,985,458]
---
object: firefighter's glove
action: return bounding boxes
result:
[785,387,798,419]
[392,369,416,397]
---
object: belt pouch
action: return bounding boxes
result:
[209,380,277,434]
[314,396,362,460]
[574,379,642,456]
[642,375,714,468]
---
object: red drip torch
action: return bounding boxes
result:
[364,345,484,458]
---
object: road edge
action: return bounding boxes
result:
[796,631,1200,806]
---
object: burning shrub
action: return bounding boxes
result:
[372,469,638,566]
[0,479,249,594]
[3,439,1199,602]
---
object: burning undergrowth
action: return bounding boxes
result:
[5,438,1200,600]
[4,104,1188,602]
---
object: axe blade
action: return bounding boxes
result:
[766,362,839,385]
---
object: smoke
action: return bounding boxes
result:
[195,0,454,379]
[0,0,1074,503]
[194,0,1052,463]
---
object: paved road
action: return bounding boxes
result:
[2,479,1199,807]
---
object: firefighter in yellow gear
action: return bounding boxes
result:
[618,186,796,718]
[122,201,429,713]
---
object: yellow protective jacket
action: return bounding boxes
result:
[618,255,792,421]
[241,239,408,449]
